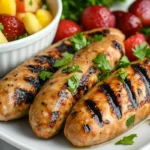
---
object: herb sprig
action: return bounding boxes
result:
[133,42,150,60]
[0,23,4,31]
[39,71,53,81]
[67,74,80,93]
[61,0,126,22]
[126,115,135,127]
[115,68,127,82]
[62,64,82,73]
[54,52,73,67]
[70,33,103,51]
[93,54,112,73]
[115,134,137,145]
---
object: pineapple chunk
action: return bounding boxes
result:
[36,9,53,28]
[22,12,43,35]
[0,31,8,44]
[0,0,16,16]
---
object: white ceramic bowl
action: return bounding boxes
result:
[0,0,62,77]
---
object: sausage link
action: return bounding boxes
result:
[29,33,125,138]
[0,28,124,121]
[64,58,150,147]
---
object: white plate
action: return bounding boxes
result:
[1,0,150,150]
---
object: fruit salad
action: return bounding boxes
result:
[0,0,53,44]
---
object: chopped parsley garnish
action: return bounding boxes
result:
[87,37,93,45]
[115,56,130,69]
[70,33,103,51]
[62,64,82,73]
[94,34,103,42]
[133,42,150,60]
[29,0,33,6]
[93,54,112,73]
[54,52,73,67]
[115,68,127,82]
[70,33,87,51]
[0,23,4,31]
[61,0,126,22]
[141,27,150,37]
[99,72,110,81]
[39,71,53,81]
[18,33,28,40]
[68,74,80,93]
[115,134,137,145]
[126,115,135,127]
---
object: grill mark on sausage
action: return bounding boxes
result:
[124,78,138,109]
[59,91,68,98]
[88,29,110,37]
[88,32,103,38]
[100,83,122,119]
[112,40,124,56]
[144,59,150,65]
[71,111,77,118]
[131,63,150,98]
[79,67,96,93]
[83,124,91,132]
[24,77,40,91]
[14,88,34,105]
[56,42,75,54]
[34,56,56,66]
[49,111,59,127]
[102,29,110,36]
[27,65,42,73]
[123,81,138,109]
[85,99,104,127]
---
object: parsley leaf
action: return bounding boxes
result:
[87,37,93,45]
[115,68,127,82]
[93,54,112,73]
[70,33,87,51]
[54,52,73,67]
[115,56,130,69]
[115,134,137,145]
[99,72,110,81]
[68,74,80,93]
[17,33,28,40]
[126,115,135,127]
[141,27,150,37]
[29,0,33,6]
[62,64,82,73]
[39,71,53,81]
[133,42,150,60]
[0,23,4,31]
[94,34,103,42]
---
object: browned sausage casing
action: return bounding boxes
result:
[29,31,125,138]
[0,28,124,121]
[64,58,150,147]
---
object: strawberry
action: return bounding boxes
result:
[0,14,25,41]
[113,11,142,37]
[81,5,116,30]
[124,33,146,61]
[129,0,150,26]
[54,20,82,42]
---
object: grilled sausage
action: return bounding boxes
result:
[29,32,125,139]
[0,28,124,121]
[64,58,150,147]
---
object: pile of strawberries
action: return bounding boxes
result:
[55,0,150,62]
